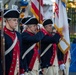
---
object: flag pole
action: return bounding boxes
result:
[39,0,41,23]
[0,0,5,75]
[38,0,42,73]
[39,0,41,59]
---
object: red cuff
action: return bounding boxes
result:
[58,61,64,65]
[20,69,24,74]
[41,28,47,35]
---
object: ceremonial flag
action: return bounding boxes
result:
[54,0,70,54]
[31,0,43,23]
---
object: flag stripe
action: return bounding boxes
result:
[31,2,43,21]
[37,0,43,6]
[31,0,43,23]
[31,0,43,16]
[31,8,42,23]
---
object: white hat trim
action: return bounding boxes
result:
[24,17,35,25]
[4,9,20,16]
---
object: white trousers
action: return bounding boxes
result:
[25,57,39,75]
[24,70,39,75]
[42,66,59,75]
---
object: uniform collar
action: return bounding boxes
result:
[24,30,34,36]
[4,26,15,36]
[4,26,15,32]
[47,32,52,36]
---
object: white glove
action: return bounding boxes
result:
[20,74,24,75]
[22,25,27,32]
[38,24,44,29]
[60,64,65,70]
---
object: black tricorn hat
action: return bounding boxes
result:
[43,19,53,26]
[4,9,20,18]
[21,17,38,25]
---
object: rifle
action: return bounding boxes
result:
[0,0,5,75]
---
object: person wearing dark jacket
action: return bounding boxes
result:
[3,9,24,75]
[40,19,64,75]
[21,17,47,75]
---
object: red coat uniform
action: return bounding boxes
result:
[4,27,24,75]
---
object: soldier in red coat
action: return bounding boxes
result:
[40,19,64,75]
[21,17,48,75]
[3,9,24,75]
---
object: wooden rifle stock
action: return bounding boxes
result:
[0,1,5,75]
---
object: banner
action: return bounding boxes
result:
[54,0,70,54]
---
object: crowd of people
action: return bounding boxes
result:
[0,9,71,75]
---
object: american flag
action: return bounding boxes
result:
[31,0,43,23]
